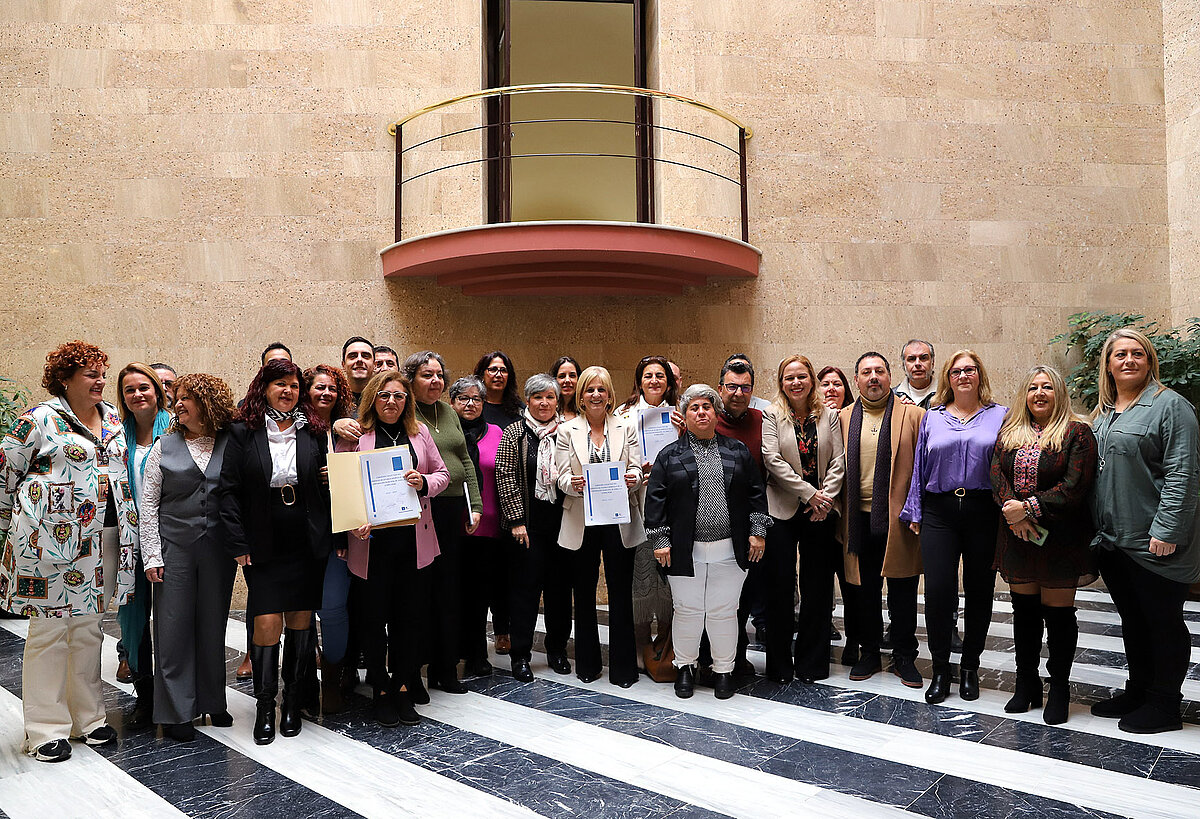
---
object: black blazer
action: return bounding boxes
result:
[217,421,334,564]
[644,433,768,576]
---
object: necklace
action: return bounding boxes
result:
[378,426,403,448]
[416,401,440,434]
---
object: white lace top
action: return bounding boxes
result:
[139,436,215,570]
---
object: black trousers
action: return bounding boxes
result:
[1098,546,1191,708]
[854,512,918,662]
[509,503,572,662]
[919,492,998,673]
[460,533,509,663]
[765,510,840,680]
[835,552,860,650]
[429,495,465,679]
[358,528,430,691]
[573,525,636,684]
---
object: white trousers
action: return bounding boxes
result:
[23,612,107,750]
[668,538,747,674]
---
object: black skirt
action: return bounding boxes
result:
[244,495,325,616]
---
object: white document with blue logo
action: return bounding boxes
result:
[638,406,677,466]
[583,460,631,526]
[360,446,421,526]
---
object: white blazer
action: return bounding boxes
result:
[761,403,846,520]
[554,413,645,550]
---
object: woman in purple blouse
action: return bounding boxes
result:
[901,350,1006,704]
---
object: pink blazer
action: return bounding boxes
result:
[338,426,450,578]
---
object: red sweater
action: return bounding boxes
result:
[716,408,765,478]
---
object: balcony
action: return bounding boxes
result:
[381,84,759,296]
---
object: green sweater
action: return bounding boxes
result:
[416,400,482,512]
[1091,382,1200,583]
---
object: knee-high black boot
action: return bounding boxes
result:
[1042,605,1077,725]
[280,627,315,737]
[251,642,280,745]
[1004,592,1044,713]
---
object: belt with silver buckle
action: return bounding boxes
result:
[277,485,297,506]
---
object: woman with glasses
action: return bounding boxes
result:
[450,375,510,673]
[901,351,1006,703]
[344,371,449,726]
[474,351,522,429]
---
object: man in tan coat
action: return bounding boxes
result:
[838,352,925,688]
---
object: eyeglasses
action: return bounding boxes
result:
[455,395,483,405]
[377,391,407,403]
[949,366,978,379]
[721,383,753,394]
[486,366,508,375]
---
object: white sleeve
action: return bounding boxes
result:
[139,439,165,570]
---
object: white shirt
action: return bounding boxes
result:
[138,436,215,569]
[132,442,152,502]
[265,416,299,487]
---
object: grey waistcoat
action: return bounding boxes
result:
[158,430,228,554]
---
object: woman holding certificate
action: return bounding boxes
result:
[645,384,771,700]
[218,358,333,745]
[344,371,450,727]
[556,366,644,687]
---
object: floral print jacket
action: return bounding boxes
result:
[0,398,137,616]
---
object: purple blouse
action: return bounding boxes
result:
[900,404,1007,523]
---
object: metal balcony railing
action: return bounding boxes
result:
[389,83,752,245]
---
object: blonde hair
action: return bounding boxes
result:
[115,362,167,421]
[575,366,617,416]
[996,365,1074,453]
[771,354,823,421]
[932,349,994,407]
[359,371,420,437]
[1096,327,1163,412]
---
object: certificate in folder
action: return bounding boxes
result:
[327,445,421,533]
[583,461,632,526]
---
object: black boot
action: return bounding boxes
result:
[280,627,315,737]
[251,642,280,745]
[125,676,155,730]
[1004,592,1044,714]
[1042,605,1077,725]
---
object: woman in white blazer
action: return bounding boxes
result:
[761,354,846,684]
[555,366,643,687]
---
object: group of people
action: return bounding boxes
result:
[1,327,1196,764]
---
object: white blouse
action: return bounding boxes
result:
[265,416,299,487]
[138,436,215,570]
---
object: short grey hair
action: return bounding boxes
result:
[402,350,446,383]
[524,373,560,400]
[900,339,935,361]
[678,383,723,415]
[449,375,485,402]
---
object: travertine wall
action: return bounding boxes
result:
[0,0,1179,407]
[1164,0,1200,324]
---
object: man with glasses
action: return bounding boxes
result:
[151,363,177,409]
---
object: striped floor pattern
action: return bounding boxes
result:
[1,590,1198,819]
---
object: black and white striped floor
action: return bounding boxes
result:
[1,589,1198,818]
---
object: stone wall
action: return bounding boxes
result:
[0,0,1175,406]
[1164,0,1200,325]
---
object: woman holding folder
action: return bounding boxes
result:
[556,366,644,687]
[343,371,449,727]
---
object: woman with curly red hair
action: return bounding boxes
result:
[216,358,334,745]
[1,341,138,762]
[140,373,239,740]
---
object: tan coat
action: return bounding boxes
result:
[838,398,924,583]
[761,403,845,520]
[554,413,645,550]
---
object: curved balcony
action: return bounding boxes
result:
[382,84,759,296]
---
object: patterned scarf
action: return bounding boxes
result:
[265,407,307,429]
[845,392,893,555]
[524,406,559,502]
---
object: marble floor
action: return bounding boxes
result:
[1,589,1198,818]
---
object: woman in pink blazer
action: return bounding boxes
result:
[341,371,449,728]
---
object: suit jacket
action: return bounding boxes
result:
[340,427,450,578]
[837,399,924,583]
[217,421,334,564]
[643,433,768,576]
[762,403,846,520]
[554,413,644,550]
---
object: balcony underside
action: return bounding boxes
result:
[380,221,760,295]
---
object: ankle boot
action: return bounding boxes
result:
[1042,605,1077,725]
[1004,592,1044,713]
[251,642,280,745]
[280,627,315,737]
[125,675,155,730]
[320,656,348,715]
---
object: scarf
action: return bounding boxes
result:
[266,406,307,429]
[123,409,172,502]
[460,414,487,485]
[845,392,894,556]
[524,406,559,502]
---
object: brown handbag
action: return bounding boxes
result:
[642,630,678,683]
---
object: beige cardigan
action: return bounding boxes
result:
[762,403,846,520]
[554,413,645,550]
